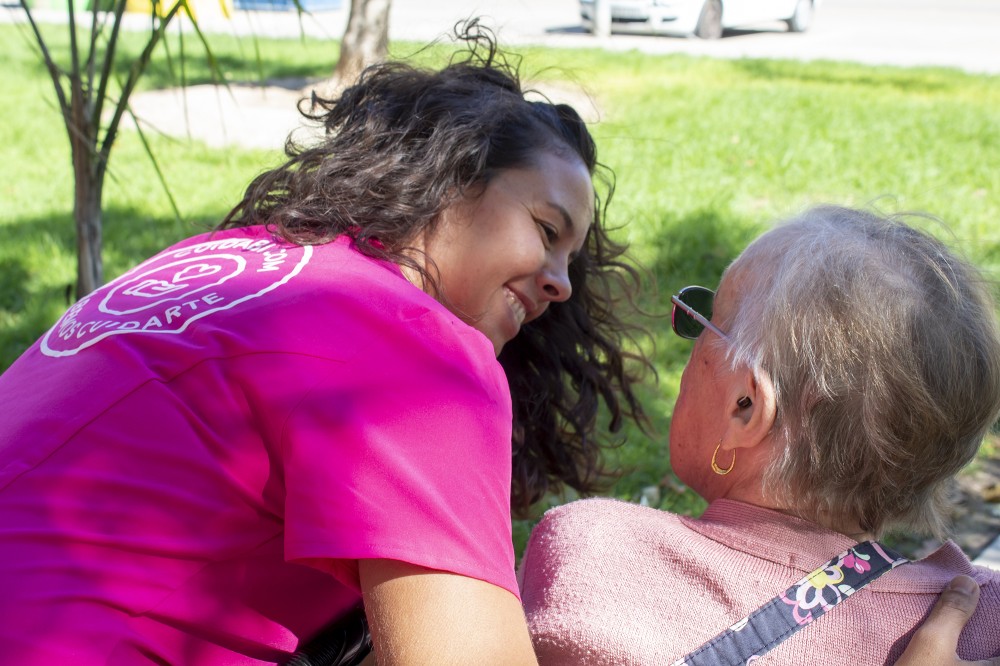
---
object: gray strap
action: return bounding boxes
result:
[671,541,908,666]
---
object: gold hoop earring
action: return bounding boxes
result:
[711,442,735,475]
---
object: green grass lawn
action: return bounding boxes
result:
[3,21,999,555]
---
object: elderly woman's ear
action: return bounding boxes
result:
[722,368,776,455]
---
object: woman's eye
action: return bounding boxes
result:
[538,221,558,242]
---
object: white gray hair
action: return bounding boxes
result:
[722,205,1000,538]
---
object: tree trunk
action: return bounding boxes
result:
[68,77,105,300]
[328,0,391,92]
[73,158,104,300]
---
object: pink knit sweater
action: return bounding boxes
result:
[519,498,1000,665]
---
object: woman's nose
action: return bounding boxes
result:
[539,263,572,303]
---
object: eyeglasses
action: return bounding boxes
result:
[670,285,730,342]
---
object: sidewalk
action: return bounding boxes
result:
[976,539,1000,571]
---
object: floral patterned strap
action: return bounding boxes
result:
[671,541,909,666]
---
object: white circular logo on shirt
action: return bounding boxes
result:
[41,236,312,357]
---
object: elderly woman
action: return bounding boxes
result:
[519,206,1000,664]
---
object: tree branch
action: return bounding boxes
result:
[17,0,71,118]
[92,0,129,136]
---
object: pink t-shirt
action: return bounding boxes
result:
[0,227,517,663]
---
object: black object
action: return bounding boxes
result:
[283,606,372,666]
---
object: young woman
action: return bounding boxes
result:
[0,24,645,664]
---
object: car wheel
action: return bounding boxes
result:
[786,0,813,32]
[694,0,723,39]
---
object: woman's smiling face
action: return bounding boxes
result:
[414,151,594,355]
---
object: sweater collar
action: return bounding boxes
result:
[681,499,974,590]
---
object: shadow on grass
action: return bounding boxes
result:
[593,206,758,516]
[0,256,48,367]
[0,258,30,314]
[645,205,758,330]
[139,50,327,91]
[0,205,216,370]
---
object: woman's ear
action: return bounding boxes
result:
[722,367,776,453]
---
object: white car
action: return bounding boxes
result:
[579,0,820,39]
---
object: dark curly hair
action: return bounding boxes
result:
[219,21,650,515]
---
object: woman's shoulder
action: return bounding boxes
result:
[533,498,685,546]
[519,499,693,621]
[543,496,662,518]
[308,239,488,340]
[193,232,497,366]
[883,540,1000,597]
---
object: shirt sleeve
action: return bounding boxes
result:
[279,306,519,600]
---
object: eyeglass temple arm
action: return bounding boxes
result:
[671,295,731,342]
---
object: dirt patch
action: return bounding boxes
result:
[524,79,603,124]
[126,77,604,151]
[127,79,320,152]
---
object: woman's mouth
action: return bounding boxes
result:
[504,287,526,326]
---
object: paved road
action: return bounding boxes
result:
[386,0,1000,75]
[254,0,1000,74]
[6,0,999,74]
